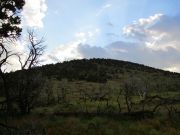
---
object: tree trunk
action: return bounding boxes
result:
[0,70,12,114]
[125,96,131,113]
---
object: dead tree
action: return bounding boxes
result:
[123,79,135,113]
[79,90,89,113]
[140,95,180,118]
[122,76,150,114]
[116,88,122,113]
[12,72,44,114]
[18,29,45,70]
[15,29,46,114]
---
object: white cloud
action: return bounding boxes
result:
[96,3,112,16]
[43,28,101,63]
[123,14,180,52]
[44,40,83,63]
[1,40,27,72]
[123,14,163,41]
[138,14,163,26]
[121,14,180,72]
[75,32,86,39]
[2,27,101,70]
[42,14,180,73]
[103,4,112,9]
[164,65,180,73]
[74,29,100,45]
[22,0,47,28]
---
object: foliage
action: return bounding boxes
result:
[0,0,25,115]
[33,59,180,90]
[0,0,25,38]
[0,58,180,134]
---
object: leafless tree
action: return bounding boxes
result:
[122,76,139,113]
[14,72,45,114]
[14,29,46,114]
[116,88,122,113]
[18,29,45,70]
[0,29,46,114]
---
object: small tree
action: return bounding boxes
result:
[8,71,44,114]
[116,87,122,113]
[122,76,138,113]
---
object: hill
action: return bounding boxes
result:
[30,58,180,91]
[1,58,180,135]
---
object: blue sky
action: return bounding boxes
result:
[42,0,179,48]
[17,0,180,72]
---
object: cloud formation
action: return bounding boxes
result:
[46,40,82,63]
[43,28,101,63]
[22,0,47,28]
[114,14,180,72]
[96,3,112,16]
[8,12,176,73]
[123,14,163,41]
[123,14,180,52]
[45,13,180,73]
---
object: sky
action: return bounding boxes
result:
[10,0,180,72]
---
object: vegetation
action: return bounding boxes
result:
[0,58,180,134]
[0,0,25,38]
[0,1,180,134]
[0,0,25,115]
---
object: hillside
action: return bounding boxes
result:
[1,58,180,134]
[27,58,180,92]
[3,58,180,97]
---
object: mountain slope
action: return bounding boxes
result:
[24,58,180,92]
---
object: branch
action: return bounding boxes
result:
[19,29,46,70]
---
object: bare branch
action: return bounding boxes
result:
[20,29,46,70]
